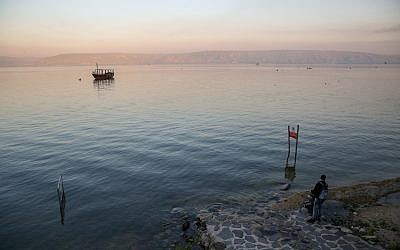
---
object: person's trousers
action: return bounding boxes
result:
[313,198,322,220]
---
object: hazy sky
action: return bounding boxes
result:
[1,0,399,57]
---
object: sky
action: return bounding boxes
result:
[0,0,399,57]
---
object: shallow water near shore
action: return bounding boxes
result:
[1,65,400,249]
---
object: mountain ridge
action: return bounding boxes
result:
[2,50,400,66]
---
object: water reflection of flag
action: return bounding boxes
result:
[289,131,298,139]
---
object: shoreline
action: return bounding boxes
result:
[273,177,400,211]
[272,177,400,249]
[169,177,400,249]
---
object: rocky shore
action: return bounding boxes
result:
[161,177,399,249]
[272,177,400,249]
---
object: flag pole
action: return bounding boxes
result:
[294,124,299,166]
[286,125,290,165]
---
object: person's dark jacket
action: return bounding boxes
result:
[312,180,328,198]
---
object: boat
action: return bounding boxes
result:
[92,63,114,80]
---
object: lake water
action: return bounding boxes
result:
[1,65,399,249]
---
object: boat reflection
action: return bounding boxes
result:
[93,79,114,91]
[280,162,296,191]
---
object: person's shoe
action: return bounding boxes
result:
[306,218,315,223]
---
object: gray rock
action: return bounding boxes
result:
[272,241,281,248]
[322,234,339,241]
[215,242,226,250]
[218,227,234,240]
[321,200,349,222]
[354,242,373,249]
[295,242,309,250]
[232,223,242,228]
[335,230,346,237]
[315,236,324,243]
[280,237,291,244]
[182,221,190,231]
[258,237,268,244]
[327,241,336,248]
[303,224,313,232]
[245,235,256,243]
[340,227,352,233]
[256,209,265,216]
[171,207,185,214]
[234,238,245,244]
[222,221,230,227]
[341,244,355,250]
[232,229,244,238]
[320,244,331,250]
[343,235,360,242]
[378,191,400,205]
[252,229,263,237]
[280,183,291,191]
[321,229,332,235]
[245,242,257,248]
[269,233,281,241]
[217,214,228,221]
[244,228,252,235]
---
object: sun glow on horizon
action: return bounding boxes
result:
[1,0,400,57]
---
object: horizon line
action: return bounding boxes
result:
[2,49,400,59]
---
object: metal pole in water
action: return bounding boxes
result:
[286,125,290,165]
[294,125,299,166]
[57,175,66,225]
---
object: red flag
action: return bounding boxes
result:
[289,131,298,139]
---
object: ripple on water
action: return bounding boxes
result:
[0,65,399,249]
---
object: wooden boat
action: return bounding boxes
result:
[92,63,114,80]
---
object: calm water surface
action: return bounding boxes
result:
[1,65,399,249]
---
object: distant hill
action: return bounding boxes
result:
[1,51,400,66]
[0,56,39,67]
